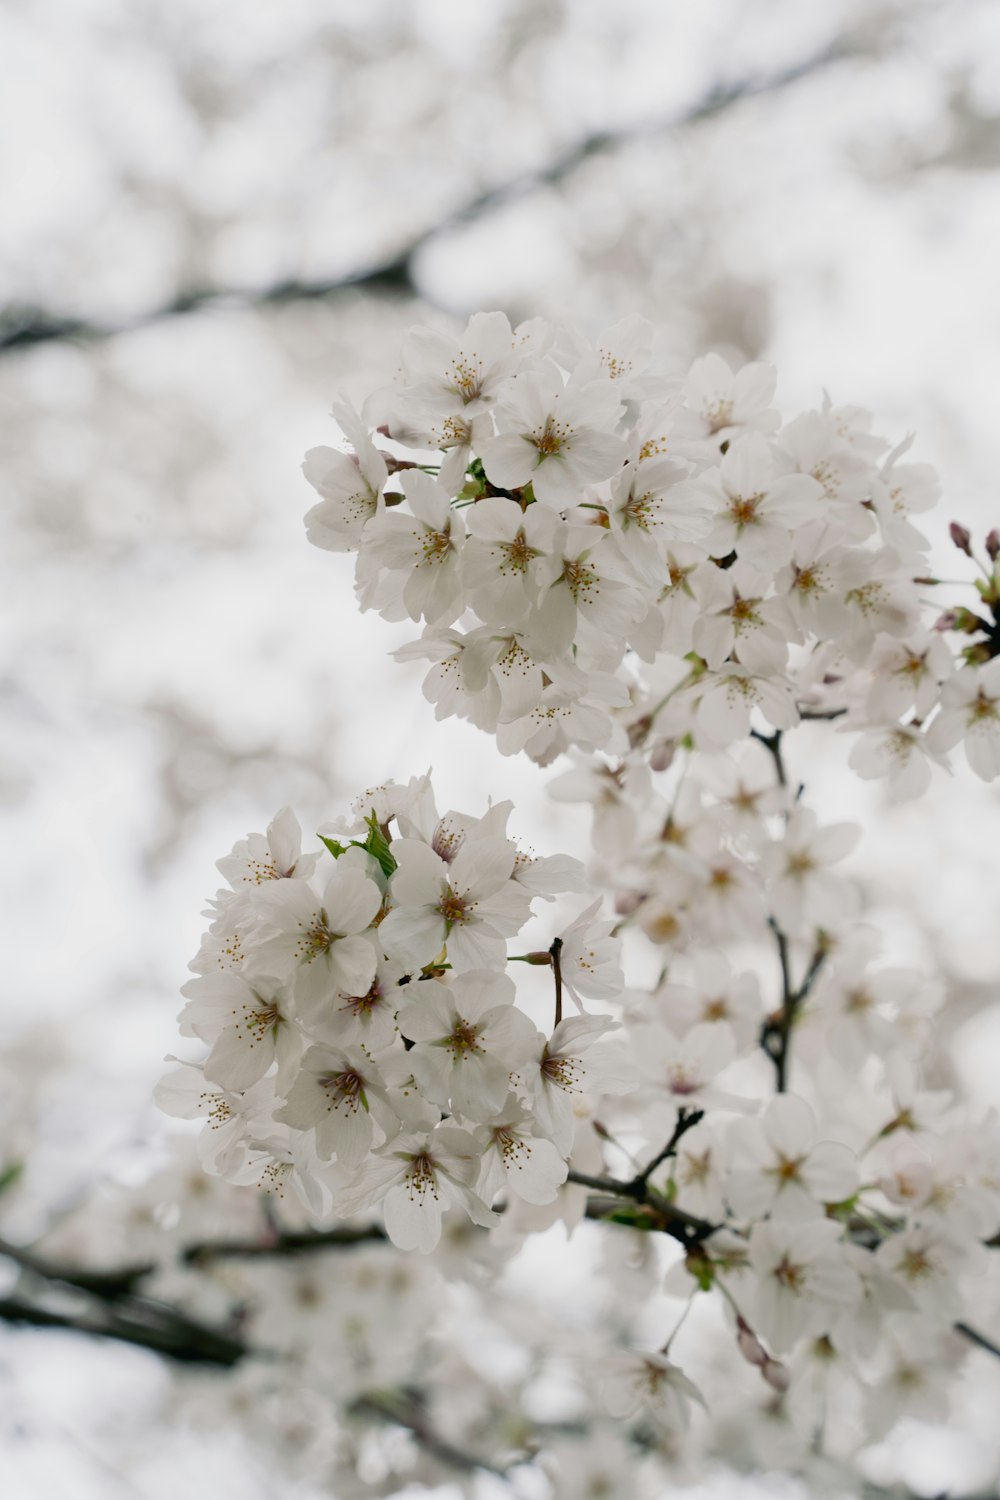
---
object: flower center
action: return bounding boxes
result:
[500,531,537,573]
[541,1052,583,1091]
[321,1070,366,1113]
[706,398,733,433]
[449,356,483,402]
[405,1151,440,1202]
[729,494,763,527]
[298,913,335,962]
[563,559,599,602]
[532,416,569,456]
[420,529,453,565]
[773,1256,804,1292]
[444,1019,481,1058]
[438,889,471,925]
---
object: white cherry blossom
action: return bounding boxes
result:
[925,656,1000,780]
[249,853,382,1004]
[726,1094,858,1221]
[396,971,540,1122]
[303,397,388,553]
[482,370,628,509]
[473,1097,569,1205]
[337,1124,496,1253]
[361,471,466,625]
[379,834,526,971]
[748,1218,860,1353]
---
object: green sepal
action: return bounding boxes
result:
[827,1192,860,1217]
[689,1256,715,1292]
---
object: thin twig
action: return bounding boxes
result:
[630,1106,704,1188]
[955,1320,1000,1362]
[350,1392,509,1478]
[750,727,788,787]
[549,935,564,1029]
[760,920,827,1092]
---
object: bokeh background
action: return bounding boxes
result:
[3,0,1000,1494]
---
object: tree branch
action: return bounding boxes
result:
[350,1391,510,1479]
[760,919,827,1092]
[567,1168,717,1247]
[550,935,564,1029]
[182,1221,388,1264]
[0,38,857,355]
[0,1293,249,1367]
[630,1106,704,1189]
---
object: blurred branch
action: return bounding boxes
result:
[0,1293,249,1367]
[350,1392,510,1479]
[0,36,857,354]
[182,1220,388,1262]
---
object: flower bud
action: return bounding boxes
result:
[949,521,973,556]
[736,1318,768,1368]
[986,529,1000,563]
[648,737,678,773]
[762,1358,790,1393]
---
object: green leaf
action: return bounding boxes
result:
[0,1161,23,1196]
[350,810,397,879]
[318,834,347,858]
[599,1206,657,1231]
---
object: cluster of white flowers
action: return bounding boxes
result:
[304,311,1000,787]
[162,759,1000,1466]
[160,776,633,1253]
[148,318,1000,1494]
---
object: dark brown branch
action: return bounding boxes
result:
[0,39,856,355]
[567,1169,717,1247]
[750,727,788,788]
[760,919,827,1092]
[0,1293,249,1367]
[630,1106,704,1188]
[550,935,564,1029]
[956,1320,1000,1362]
[182,1221,388,1263]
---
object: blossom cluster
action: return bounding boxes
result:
[303,311,1000,788]
[159,775,632,1253]
[150,318,1000,1491]
[163,754,1000,1459]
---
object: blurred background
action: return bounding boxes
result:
[3,0,1000,1494]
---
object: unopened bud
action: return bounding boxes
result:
[614,889,645,917]
[934,609,958,632]
[736,1318,768,1368]
[523,951,554,966]
[648,737,677,773]
[627,714,653,749]
[762,1358,790,1393]
[949,521,973,556]
[986,529,1000,563]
